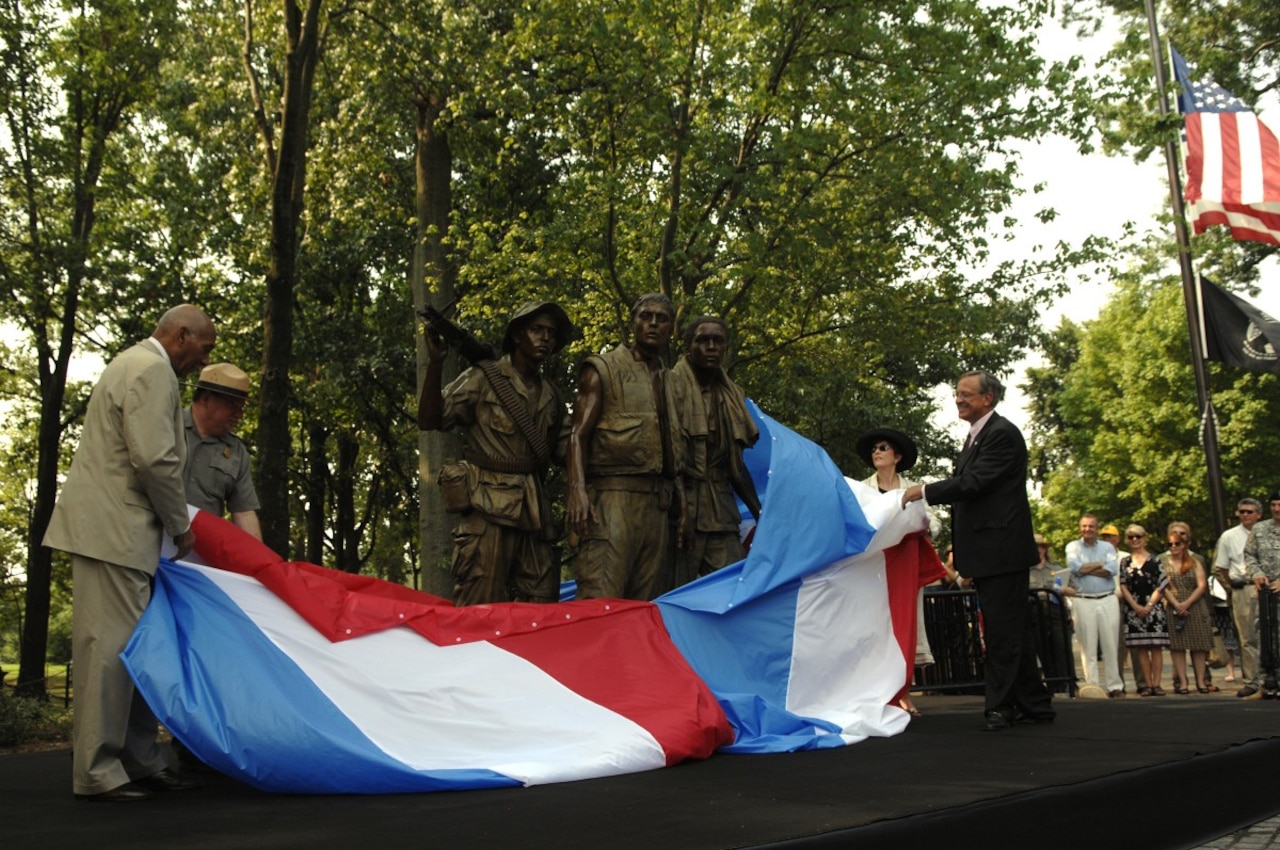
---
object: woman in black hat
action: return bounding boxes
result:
[855,427,934,716]
[855,428,919,495]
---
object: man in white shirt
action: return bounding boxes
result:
[1065,514,1123,697]
[1101,523,1140,693]
[1216,498,1264,699]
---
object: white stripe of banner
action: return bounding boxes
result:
[789,548,910,743]
[1237,113,1264,204]
[196,565,668,785]
[1201,114,1224,201]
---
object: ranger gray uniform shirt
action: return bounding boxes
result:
[183,407,260,516]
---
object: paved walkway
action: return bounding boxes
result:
[1199,815,1280,850]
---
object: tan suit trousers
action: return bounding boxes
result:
[1233,583,1260,687]
[72,556,172,795]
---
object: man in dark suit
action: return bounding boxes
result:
[903,370,1054,730]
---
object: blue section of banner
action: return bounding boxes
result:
[123,562,519,794]
[660,403,872,614]
[658,403,876,752]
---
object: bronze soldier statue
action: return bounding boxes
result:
[417,300,573,605]
[669,316,761,587]
[566,293,686,600]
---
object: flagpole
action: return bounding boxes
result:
[1142,0,1229,536]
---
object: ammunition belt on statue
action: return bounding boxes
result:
[464,447,541,475]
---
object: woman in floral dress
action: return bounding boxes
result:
[1118,525,1169,696]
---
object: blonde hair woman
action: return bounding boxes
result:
[1118,525,1169,696]
[1162,522,1216,693]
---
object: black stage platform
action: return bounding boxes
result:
[5,692,1277,850]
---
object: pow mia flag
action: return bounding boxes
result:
[1199,275,1280,374]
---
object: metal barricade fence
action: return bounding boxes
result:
[1030,588,1077,696]
[915,589,984,694]
[913,587,1076,697]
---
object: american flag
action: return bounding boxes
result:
[1171,47,1280,246]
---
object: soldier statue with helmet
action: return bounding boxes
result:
[417,300,575,605]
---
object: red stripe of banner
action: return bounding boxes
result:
[497,606,734,765]
[1183,114,1205,204]
[884,533,947,705]
[189,509,732,765]
[1219,112,1243,203]
[1259,118,1280,199]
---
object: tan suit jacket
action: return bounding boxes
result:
[44,340,190,573]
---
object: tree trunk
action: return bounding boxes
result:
[16,384,65,699]
[304,421,327,565]
[413,95,460,598]
[335,430,358,573]
[18,155,90,698]
[256,0,323,558]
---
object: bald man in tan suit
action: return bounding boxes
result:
[44,305,216,801]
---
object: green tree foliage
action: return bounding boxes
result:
[1068,0,1279,106]
[1024,0,1280,549]
[1023,320,1083,486]
[4,0,1116,661]
[331,0,521,592]
[0,0,205,696]
[452,0,1105,475]
[1031,261,1280,551]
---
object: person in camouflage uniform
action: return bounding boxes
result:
[1245,489,1280,695]
[566,293,685,601]
[1246,489,1280,590]
[668,316,761,588]
[418,301,574,605]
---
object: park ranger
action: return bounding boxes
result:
[184,362,261,541]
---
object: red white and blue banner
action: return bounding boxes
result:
[122,404,943,793]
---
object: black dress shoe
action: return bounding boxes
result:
[136,768,202,793]
[75,782,155,802]
[1012,706,1056,725]
[983,710,1012,731]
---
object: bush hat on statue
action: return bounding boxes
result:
[502,300,576,355]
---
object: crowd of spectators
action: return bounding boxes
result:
[1026,493,1280,699]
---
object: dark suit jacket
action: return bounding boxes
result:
[926,411,1038,580]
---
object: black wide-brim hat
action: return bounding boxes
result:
[855,427,918,472]
[502,300,576,355]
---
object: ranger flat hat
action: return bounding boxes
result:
[503,300,576,355]
[855,427,918,473]
[196,363,251,399]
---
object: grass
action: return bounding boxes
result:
[0,662,71,697]
[0,663,74,752]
